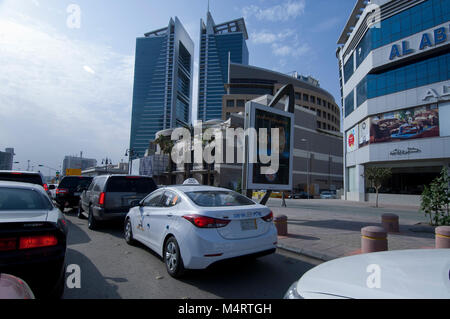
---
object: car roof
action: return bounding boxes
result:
[0,170,42,176]
[0,180,46,191]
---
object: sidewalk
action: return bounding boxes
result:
[265,199,436,262]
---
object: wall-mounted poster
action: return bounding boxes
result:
[370,104,439,144]
[346,125,358,153]
[359,118,370,147]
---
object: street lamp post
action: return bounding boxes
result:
[125,149,136,175]
[101,158,111,175]
[301,138,310,198]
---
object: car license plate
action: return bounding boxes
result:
[240,219,257,231]
[74,192,81,196]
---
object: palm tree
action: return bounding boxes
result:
[153,134,174,173]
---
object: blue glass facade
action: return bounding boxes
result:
[197,13,249,122]
[130,18,193,157]
[351,0,450,80]
[343,0,450,118]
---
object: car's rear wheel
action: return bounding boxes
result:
[124,218,136,245]
[88,206,98,230]
[164,237,185,278]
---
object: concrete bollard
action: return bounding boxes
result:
[274,215,288,236]
[381,213,399,233]
[361,226,388,253]
[435,226,450,249]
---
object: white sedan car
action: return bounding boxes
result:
[124,185,278,277]
[284,249,450,299]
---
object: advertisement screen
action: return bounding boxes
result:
[346,125,358,153]
[246,102,294,190]
[359,118,370,147]
[370,104,439,144]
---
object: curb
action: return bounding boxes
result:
[276,243,338,262]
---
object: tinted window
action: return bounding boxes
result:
[59,177,93,189]
[0,188,51,211]
[105,176,157,193]
[0,173,43,186]
[185,191,255,207]
[143,190,164,207]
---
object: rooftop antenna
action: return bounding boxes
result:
[207,0,210,12]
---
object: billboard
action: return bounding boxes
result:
[370,104,439,144]
[65,168,82,176]
[358,118,370,147]
[346,125,358,153]
[245,102,294,191]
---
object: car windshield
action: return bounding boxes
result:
[59,177,93,189]
[105,176,157,193]
[0,188,52,211]
[0,173,43,186]
[185,191,255,207]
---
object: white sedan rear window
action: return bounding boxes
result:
[185,191,255,207]
[0,188,51,211]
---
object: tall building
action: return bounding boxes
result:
[62,156,97,176]
[0,148,14,170]
[337,0,450,205]
[130,17,194,158]
[197,11,249,122]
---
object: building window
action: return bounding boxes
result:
[345,90,355,118]
[310,96,316,104]
[295,92,301,100]
[226,100,235,108]
[317,121,321,129]
[317,98,322,105]
[344,53,354,83]
[317,110,321,117]
[356,76,367,107]
[236,99,245,107]
[323,111,326,118]
[303,94,309,102]
[366,52,450,100]
[310,107,315,112]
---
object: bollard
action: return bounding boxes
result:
[435,226,450,249]
[361,226,388,253]
[381,213,399,233]
[274,215,288,236]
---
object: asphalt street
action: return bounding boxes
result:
[61,210,319,299]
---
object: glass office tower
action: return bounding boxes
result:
[130,17,194,157]
[197,11,249,122]
[337,0,450,205]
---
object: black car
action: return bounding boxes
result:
[55,176,93,210]
[288,191,313,199]
[0,181,68,298]
[79,175,157,230]
[0,170,47,192]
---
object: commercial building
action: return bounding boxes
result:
[223,63,341,132]
[197,11,249,122]
[62,155,97,176]
[337,0,450,205]
[130,17,194,158]
[0,148,14,170]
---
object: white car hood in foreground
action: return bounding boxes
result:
[0,210,49,223]
[297,249,450,299]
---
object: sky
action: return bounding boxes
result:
[0,0,356,174]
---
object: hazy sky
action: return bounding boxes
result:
[0,0,355,173]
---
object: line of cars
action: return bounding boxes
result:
[1,171,278,294]
[0,171,68,299]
